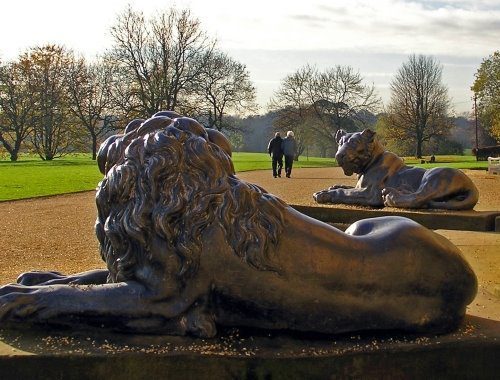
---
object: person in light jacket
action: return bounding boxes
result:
[267,132,284,178]
[281,131,297,178]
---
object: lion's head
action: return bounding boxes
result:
[335,129,381,176]
[95,114,287,287]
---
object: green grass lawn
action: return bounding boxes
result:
[232,152,337,172]
[0,152,487,201]
[0,152,337,201]
[404,155,489,170]
[0,154,103,201]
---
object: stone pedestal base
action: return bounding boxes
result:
[1,316,498,379]
[292,204,500,232]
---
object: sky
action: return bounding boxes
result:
[1,0,499,115]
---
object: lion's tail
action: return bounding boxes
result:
[427,189,479,210]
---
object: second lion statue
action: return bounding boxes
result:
[0,115,477,337]
[314,129,479,209]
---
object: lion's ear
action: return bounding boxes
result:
[173,117,208,140]
[206,128,232,157]
[124,118,145,134]
[335,129,347,143]
[97,134,120,175]
[361,129,376,142]
[154,110,181,119]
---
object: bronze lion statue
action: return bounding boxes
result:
[0,115,477,337]
[313,129,479,209]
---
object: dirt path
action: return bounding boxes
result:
[0,167,498,320]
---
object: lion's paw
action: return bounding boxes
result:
[382,187,399,207]
[313,190,334,203]
[381,187,397,196]
[328,185,342,190]
[184,306,217,338]
[182,302,217,338]
[0,288,45,321]
[382,187,417,208]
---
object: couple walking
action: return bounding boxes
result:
[267,131,297,178]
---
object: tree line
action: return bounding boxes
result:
[0,6,256,161]
[269,53,499,159]
[472,51,500,145]
[1,5,498,161]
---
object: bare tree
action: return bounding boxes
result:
[66,56,117,159]
[193,50,257,131]
[269,65,318,157]
[269,64,381,154]
[21,45,76,160]
[108,6,214,117]
[0,60,35,161]
[311,66,380,139]
[387,54,451,158]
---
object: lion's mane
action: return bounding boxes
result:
[95,121,286,286]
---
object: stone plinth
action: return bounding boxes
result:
[0,316,498,379]
[291,204,500,232]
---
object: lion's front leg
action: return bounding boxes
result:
[0,281,214,337]
[17,269,109,286]
[15,271,64,286]
[327,184,355,190]
[313,186,383,207]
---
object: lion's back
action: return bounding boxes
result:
[383,162,426,191]
[362,152,425,191]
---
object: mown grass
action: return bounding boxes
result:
[232,152,337,172]
[404,155,488,170]
[0,154,102,201]
[0,152,487,201]
[0,152,337,201]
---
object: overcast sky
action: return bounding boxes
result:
[1,0,499,114]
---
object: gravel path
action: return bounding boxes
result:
[0,167,498,285]
[239,167,500,210]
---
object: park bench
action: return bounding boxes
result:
[488,156,500,175]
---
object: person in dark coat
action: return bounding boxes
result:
[281,131,297,178]
[267,132,284,178]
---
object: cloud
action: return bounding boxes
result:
[228,47,480,113]
[410,0,500,10]
[288,0,500,57]
[288,14,330,29]
[289,14,330,23]
[316,4,350,16]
